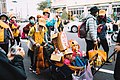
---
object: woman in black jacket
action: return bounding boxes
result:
[0,46,27,80]
[114,30,120,80]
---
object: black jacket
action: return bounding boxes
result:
[0,48,27,80]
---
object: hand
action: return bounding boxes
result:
[35,43,40,47]
[114,45,120,52]
[7,47,25,60]
[94,40,98,45]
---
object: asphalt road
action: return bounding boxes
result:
[20,23,116,80]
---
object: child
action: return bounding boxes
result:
[64,49,73,65]
[71,40,87,67]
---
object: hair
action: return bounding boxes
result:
[72,44,80,52]
[43,12,50,18]
[29,16,35,20]
[97,14,107,24]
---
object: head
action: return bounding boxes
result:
[29,16,35,25]
[56,8,63,17]
[38,18,46,31]
[11,16,16,21]
[99,10,106,19]
[64,49,73,60]
[89,6,99,17]
[97,10,107,23]
[0,14,8,22]
[43,8,50,18]
[71,40,80,52]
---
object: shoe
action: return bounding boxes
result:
[32,70,38,74]
[105,61,112,65]
[29,66,33,71]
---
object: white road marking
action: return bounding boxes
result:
[96,68,114,74]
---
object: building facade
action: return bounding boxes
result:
[0,0,7,14]
[51,0,120,20]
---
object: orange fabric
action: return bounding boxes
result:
[0,28,4,42]
[88,49,107,62]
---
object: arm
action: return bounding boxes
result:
[44,32,48,43]
[87,18,97,41]
[0,47,27,80]
[28,27,36,45]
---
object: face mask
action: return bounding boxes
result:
[100,15,105,19]
[30,20,35,24]
[59,13,62,17]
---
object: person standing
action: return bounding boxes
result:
[85,6,99,59]
[0,14,14,54]
[114,30,120,80]
[97,10,113,63]
[9,15,21,46]
[54,8,64,32]
[43,8,56,41]
[22,16,36,39]
[0,46,27,80]
[28,18,48,74]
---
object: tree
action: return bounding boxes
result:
[37,1,48,10]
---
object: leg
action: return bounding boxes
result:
[85,39,94,59]
[100,38,109,59]
[15,36,21,46]
[114,53,120,80]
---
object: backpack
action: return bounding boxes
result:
[78,18,91,38]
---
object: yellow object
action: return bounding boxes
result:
[0,20,9,28]
[57,18,62,28]
[13,29,20,37]
[88,49,107,64]
[99,10,106,16]
[11,24,17,29]
[38,18,46,28]
[0,28,4,42]
[28,26,45,44]
[34,31,44,44]
[43,8,50,13]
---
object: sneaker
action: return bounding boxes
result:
[29,66,33,71]
[32,70,38,74]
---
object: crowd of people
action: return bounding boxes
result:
[0,6,120,80]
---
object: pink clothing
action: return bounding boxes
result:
[72,50,83,58]
[64,59,71,65]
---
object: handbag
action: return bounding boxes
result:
[72,62,93,80]
[88,45,107,66]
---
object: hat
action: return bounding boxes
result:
[64,49,73,55]
[56,8,63,13]
[38,18,46,28]
[69,40,79,47]
[37,14,43,19]
[43,8,50,13]
[0,14,8,20]
[99,10,106,16]
[89,6,99,13]
[0,20,9,28]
